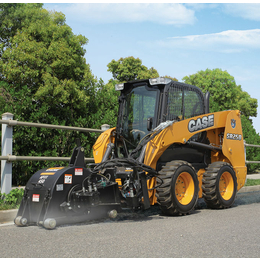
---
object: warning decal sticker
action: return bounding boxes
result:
[40,172,56,176]
[75,168,83,176]
[46,167,64,172]
[56,184,64,191]
[64,174,72,184]
[32,194,40,202]
[41,167,64,175]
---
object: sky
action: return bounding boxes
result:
[43,2,260,134]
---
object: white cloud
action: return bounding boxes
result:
[184,3,219,11]
[223,4,260,21]
[155,29,260,53]
[51,3,196,26]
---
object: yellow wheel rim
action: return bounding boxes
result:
[175,172,195,205]
[219,171,234,200]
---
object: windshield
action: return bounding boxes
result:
[120,85,159,150]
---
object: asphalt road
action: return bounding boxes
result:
[1,191,260,258]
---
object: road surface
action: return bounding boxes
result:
[1,191,260,258]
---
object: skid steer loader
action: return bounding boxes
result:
[15,77,247,229]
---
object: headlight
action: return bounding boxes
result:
[115,83,124,91]
[149,77,172,85]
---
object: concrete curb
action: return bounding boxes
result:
[0,209,18,224]
[238,185,260,193]
[1,185,260,225]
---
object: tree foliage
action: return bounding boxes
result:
[107,56,159,82]
[240,115,260,172]
[183,68,257,118]
[0,4,99,185]
[0,3,91,107]
[90,79,119,129]
[163,75,178,81]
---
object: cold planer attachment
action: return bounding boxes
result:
[14,145,122,229]
[15,144,152,229]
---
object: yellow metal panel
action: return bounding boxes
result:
[197,168,205,198]
[92,127,115,163]
[234,166,247,191]
[144,110,243,205]
[222,110,245,167]
[221,110,247,190]
[144,111,230,170]
[222,110,247,190]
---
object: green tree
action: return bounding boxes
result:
[0,3,91,107]
[240,115,260,172]
[163,75,178,81]
[0,4,99,185]
[183,68,259,172]
[107,56,159,82]
[104,57,161,129]
[182,68,257,117]
[0,3,33,51]
[87,78,119,130]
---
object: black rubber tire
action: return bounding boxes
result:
[156,160,199,215]
[202,162,237,209]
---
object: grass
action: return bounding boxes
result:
[244,179,260,187]
[0,203,20,210]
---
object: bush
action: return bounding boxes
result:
[0,188,24,210]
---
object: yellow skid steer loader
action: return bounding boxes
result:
[15,77,246,229]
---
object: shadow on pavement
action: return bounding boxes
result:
[58,190,260,228]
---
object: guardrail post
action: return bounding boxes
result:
[1,112,13,194]
[101,124,110,131]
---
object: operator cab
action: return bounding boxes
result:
[115,77,209,156]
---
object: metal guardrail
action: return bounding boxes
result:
[0,119,103,133]
[245,143,260,164]
[245,143,260,148]
[0,112,108,194]
[0,155,94,162]
[1,112,260,194]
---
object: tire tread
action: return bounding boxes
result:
[202,161,237,209]
[156,160,198,215]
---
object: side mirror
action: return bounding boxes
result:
[147,117,153,132]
